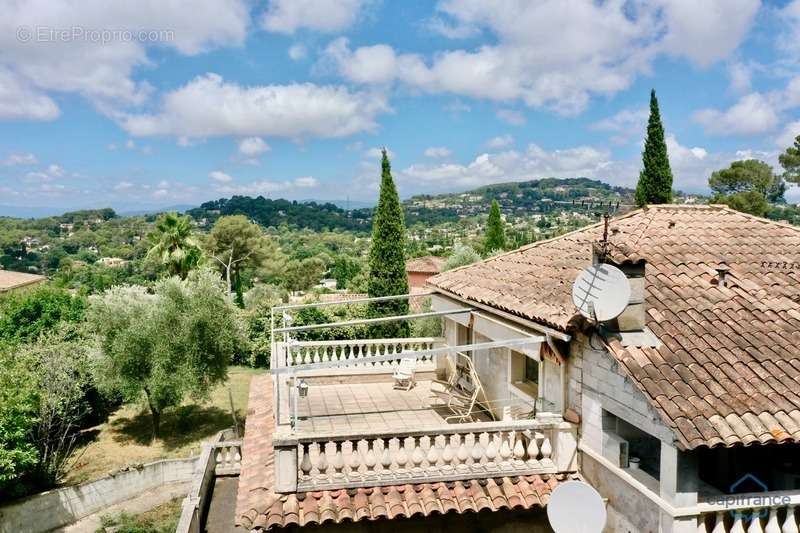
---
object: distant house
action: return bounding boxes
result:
[97,257,128,268]
[0,269,46,292]
[406,255,445,290]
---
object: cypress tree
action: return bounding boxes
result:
[635,89,673,206]
[367,149,410,338]
[484,199,506,253]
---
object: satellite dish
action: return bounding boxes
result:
[547,481,606,533]
[571,263,630,322]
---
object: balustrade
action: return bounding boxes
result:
[697,506,799,533]
[292,426,559,490]
[283,337,443,368]
[213,441,242,476]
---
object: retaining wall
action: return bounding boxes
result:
[0,458,197,533]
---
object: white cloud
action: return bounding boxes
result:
[777,0,800,56]
[694,92,780,135]
[591,107,649,144]
[323,1,760,115]
[261,0,367,33]
[0,68,60,120]
[209,170,234,183]
[657,0,760,67]
[364,147,394,159]
[118,73,389,140]
[2,152,38,166]
[288,43,308,61]
[0,0,249,119]
[238,137,270,157]
[114,181,134,191]
[486,135,513,148]
[293,176,318,187]
[47,164,64,177]
[496,109,525,125]
[777,121,800,149]
[424,147,451,158]
[728,62,752,93]
[23,171,52,182]
[125,139,136,150]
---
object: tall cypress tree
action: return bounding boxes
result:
[635,89,673,206]
[484,199,506,253]
[367,149,410,338]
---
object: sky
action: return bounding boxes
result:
[2,0,800,213]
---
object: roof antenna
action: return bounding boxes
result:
[598,211,611,264]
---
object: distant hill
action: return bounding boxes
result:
[187,178,637,232]
[187,196,371,232]
[402,177,636,225]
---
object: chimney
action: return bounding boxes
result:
[591,242,647,334]
[715,262,730,288]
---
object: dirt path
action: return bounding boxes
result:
[55,481,190,533]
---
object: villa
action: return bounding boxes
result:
[225,204,800,533]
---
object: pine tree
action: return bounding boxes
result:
[779,134,800,184]
[635,89,673,206]
[484,199,506,253]
[367,149,410,338]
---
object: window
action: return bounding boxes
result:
[509,350,540,400]
[602,410,661,481]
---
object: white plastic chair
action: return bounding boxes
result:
[393,357,417,391]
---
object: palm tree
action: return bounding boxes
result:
[146,213,202,278]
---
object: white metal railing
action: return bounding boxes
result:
[697,505,799,532]
[273,419,577,492]
[282,337,444,368]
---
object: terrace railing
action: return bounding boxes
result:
[272,418,577,492]
[279,337,444,369]
[695,495,800,533]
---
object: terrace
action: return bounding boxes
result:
[266,293,578,494]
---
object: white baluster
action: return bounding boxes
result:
[526,433,540,467]
[456,434,470,473]
[419,435,432,466]
[312,347,320,364]
[485,433,499,472]
[332,442,345,482]
[765,508,781,533]
[732,514,746,533]
[697,514,710,533]
[750,514,766,533]
[711,512,727,533]
[540,433,553,468]
[426,437,440,471]
[783,506,799,533]
[470,433,484,470]
[380,440,392,477]
[315,444,328,482]
[362,439,376,480]
[499,432,513,470]
[299,445,312,481]
[345,440,361,480]
[440,435,456,474]
[411,438,425,477]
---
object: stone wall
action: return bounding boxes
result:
[0,458,197,533]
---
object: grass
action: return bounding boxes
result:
[65,366,264,485]
[96,496,183,533]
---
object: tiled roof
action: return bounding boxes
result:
[236,375,571,531]
[0,269,46,291]
[406,255,446,274]
[429,205,800,450]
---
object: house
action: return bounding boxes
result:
[221,204,800,533]
[429,204,800,532]
[406,256,445,290]
[0,269,46,292]
[97,257,128,268]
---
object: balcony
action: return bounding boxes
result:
[270,335,577,493]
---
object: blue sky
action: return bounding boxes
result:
[2,0,800,213]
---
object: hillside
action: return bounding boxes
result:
[188,178,636,231]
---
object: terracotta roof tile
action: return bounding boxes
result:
[430,205,800,450]
[236,375,576,531]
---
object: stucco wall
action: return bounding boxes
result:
[472,331,511,419]
[0,458,197,533]
[581,452,660,533]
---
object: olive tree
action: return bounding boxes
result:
[89,269,244,439]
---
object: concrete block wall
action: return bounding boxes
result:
[0,458,197,533]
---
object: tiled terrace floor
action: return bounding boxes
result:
[277,380,487,434]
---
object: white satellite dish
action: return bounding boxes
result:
[571,263,631,322]
[547,481,607,533]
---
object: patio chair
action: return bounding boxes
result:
[430,352,485,422]
[392,357,417,391]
